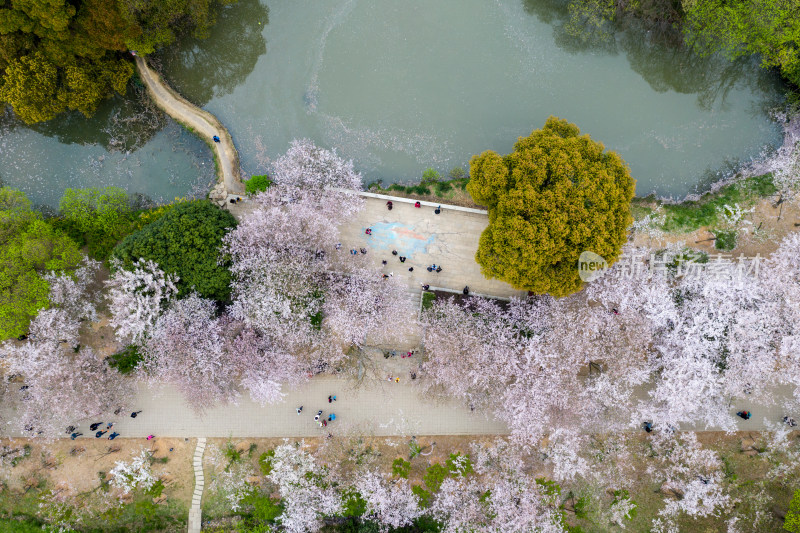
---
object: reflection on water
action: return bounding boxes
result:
[157,0,783,196]
[0,0,788,203]
[155,0,269,106]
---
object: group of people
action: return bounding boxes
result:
[297,395,338,428]
[69,410,144,440]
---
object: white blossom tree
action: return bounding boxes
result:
[266,441,343,533]
[142,293,239,412]
[109,449,156,495]
[355,470,422,529]
[105,258,178,344]
[1,259,131,437]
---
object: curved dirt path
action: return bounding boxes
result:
[135,56,244,196]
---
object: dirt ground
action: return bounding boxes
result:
[633,194,800,257]
[0,437,196,507]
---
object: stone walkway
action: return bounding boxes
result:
[134,56,244,199]
[188,438,205,533]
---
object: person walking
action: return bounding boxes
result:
[426,266,433,272]
[95,430,107,438]
[435,205,441,214]
[108,432,119,440]
[89,422,103,431]
[70,432,82,440]
[642,421,653,433]
[106,422,114,430]
[360,248,367,254]
[399,256,406,263]
[414,201,421,208]
[408,267,414,272]
[131,411,142,418]
[392,250,398,256]
[328,413,336,421]
[296,406,303,415]
[421,284,430,290]
[382,260,387,265]
[462,286,469,295]
[784,416,797,427]
[147,435,155,440]
[65,425,76,434]
[386,200,393,210]
[213,135,221,143]
[365,228,372,235]
[736,410,751,420]
[436,266,442,273]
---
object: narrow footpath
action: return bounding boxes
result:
[134,55,244,199]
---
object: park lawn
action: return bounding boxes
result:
[0,437,194,532]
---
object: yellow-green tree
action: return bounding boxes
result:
[467,116,635,297]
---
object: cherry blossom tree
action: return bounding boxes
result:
[430,440,566,533]
[265,441,343,533]
[355,470,422,529]
[105,258,178,344]
[222,319,307,405]
[648,431,732,528]
[271,138,363,194]
[109,449,157,495]
[1,259,131,437]
[142,293,239,412]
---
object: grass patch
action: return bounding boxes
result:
[106,345,143,375]
[245,174,272,195]
[659,174,775,233]
[422,292,436,310]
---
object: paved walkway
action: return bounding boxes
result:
[188,438,205,533]
[134,56,244,198]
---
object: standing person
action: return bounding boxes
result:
[360,248,367,254]
[296,406,303,415]
[106,422,114,430]
[382,260,387,265]
[408,267,414,272]
[386,200,393,210]
[89,422,103,431]
[426,266,433,272]
[131,411,142,418]
[399,256,406,263]
[65,425,76,434]
[365,228,372,235]
[436,266,442,273]
[392,250,398,256]
[328,413,336,421]
[213,135,220,143]
[421,284,430,290]
[114,408,123,415]
[462,286,469,295]
[435,205,441,214]
[414,201,421,208]
[783,416,797,427]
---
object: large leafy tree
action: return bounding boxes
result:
[682,0,800,87]
[467,116,635,297]
[0,187,82,340]
[0,0,234,123]
[112,200,236,301]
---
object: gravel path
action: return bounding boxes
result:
[134,56,244,196]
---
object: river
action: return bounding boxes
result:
[0,0,787,207]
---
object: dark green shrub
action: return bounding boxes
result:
[714,230,737,251]
[107,345,143,374]
[112,201,237,302]
[392,458,412,478]
[246,175,273,195]
[434,181,452,195]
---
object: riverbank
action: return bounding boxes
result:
[366,170,799,257]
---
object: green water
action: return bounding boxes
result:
[0,0,787,206]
